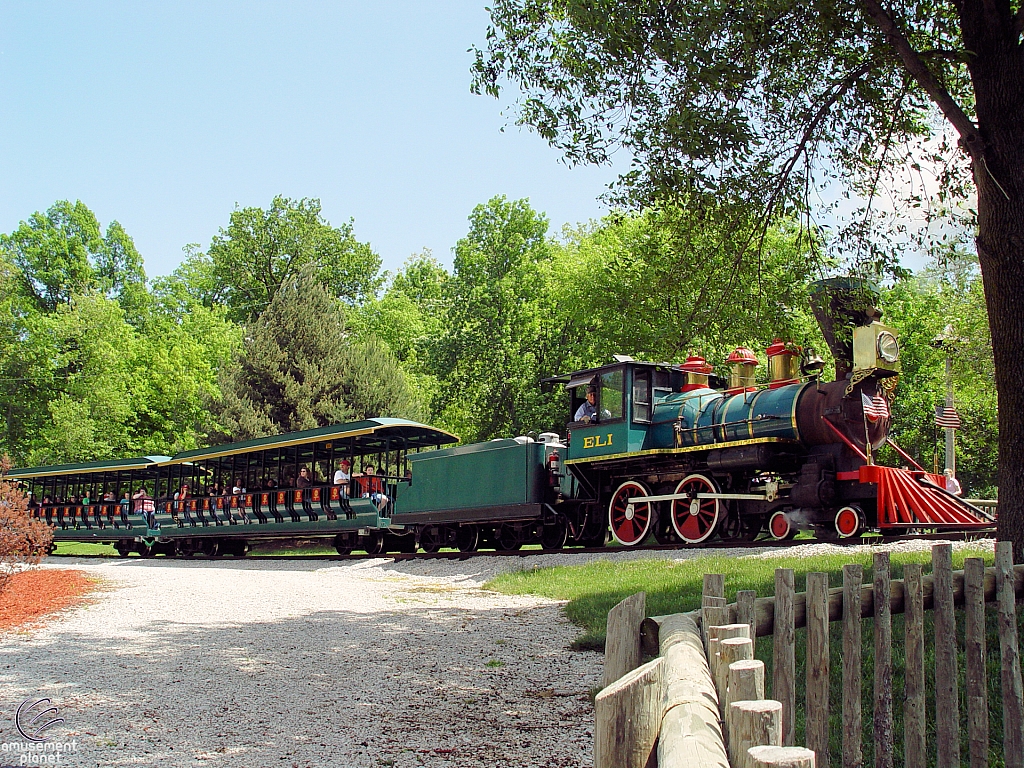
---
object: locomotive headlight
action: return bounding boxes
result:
[877,332,900,364]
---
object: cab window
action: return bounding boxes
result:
[600,369,624,421]
[633,369,651,423]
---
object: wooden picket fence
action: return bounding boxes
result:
[596,541,1024,768]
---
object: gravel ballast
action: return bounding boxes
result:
[0,539,994,767]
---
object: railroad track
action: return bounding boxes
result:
[48,528,996,562]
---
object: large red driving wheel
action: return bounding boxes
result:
[671,474,721,544]
[608,480,653,546]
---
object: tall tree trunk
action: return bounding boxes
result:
[964,3,1024,556]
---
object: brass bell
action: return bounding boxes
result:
[801,347,826,376]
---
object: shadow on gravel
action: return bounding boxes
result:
[0,590,598,768]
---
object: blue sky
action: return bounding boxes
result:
[0,1,623,278]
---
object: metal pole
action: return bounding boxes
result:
[945,353,955,475]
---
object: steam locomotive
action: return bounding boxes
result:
[13,280,992,556]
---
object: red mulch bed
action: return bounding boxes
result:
[0,570,95,631]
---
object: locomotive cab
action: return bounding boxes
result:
[562,362,681,462]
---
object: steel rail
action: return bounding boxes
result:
[47,528,995,561]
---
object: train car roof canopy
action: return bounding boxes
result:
[7,455,172,481]
[166,418,458,469]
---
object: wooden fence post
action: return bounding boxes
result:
[720,636,754,726]
[704,572,726,602]
[748,745,817,767]
[594,657,664,768]
[728,659,766,706]
[709,624,752,713]
[728,700,783,768]
[774,568,796,746]
[964,557,988,768]
[737,589,757,653]
[806,572,830,768]
[704,597,730,654]
[604,592,646,687]
[933,544,960,768]
[874,551,893,768]
[842,564,863,768]
[903,563,925,768]
[997,541,1024,768]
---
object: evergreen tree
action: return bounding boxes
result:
[212,271,423,441]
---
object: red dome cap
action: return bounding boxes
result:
[680,354,714,374]
[726,347,759,365]
[765,338,800,358]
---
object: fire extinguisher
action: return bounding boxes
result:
[547,450,561,485]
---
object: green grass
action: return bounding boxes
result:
[487,547,1013,767]
[487,548,994,650]
[52,542,118,556]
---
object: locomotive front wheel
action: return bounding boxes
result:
[769,511,796,541]
[456,524,480,553]
[670,474,721,544]
[834,506,865,538]
[609,480,653,546]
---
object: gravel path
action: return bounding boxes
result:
[1,558,600,768]
[0,539,993,768]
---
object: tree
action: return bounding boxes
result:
[351,251,450,367]
[550,206,825,367]
[430,196,564,441]
[211,271,423,441]
[473,1,1024,550]
[0,201,147,318]
[202,196,383,323]
[882,252,997,494]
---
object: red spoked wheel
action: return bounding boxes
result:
[769,510,794,540]
[834,506,864,538]
[608,480,654,546]
[671,474,722,544]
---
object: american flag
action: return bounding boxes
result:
[935,405,962,430]
[861,391,890,422]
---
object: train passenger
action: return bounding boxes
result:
[357,465,389,511]
[133,487,157,528]
[333,460,351,497]
[296,467,312,488]
[231,478,243,494]
[943,469,963,496]
[174,484,190,500]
